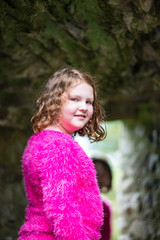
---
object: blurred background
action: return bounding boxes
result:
[0,1,160,239]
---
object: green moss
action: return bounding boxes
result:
[0,0,160,127]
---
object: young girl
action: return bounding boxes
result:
[18,67,106,240]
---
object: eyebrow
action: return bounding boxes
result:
[87,98,94,102]
[69,94,93,100]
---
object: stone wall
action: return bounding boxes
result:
[118,121,160,240]
[1,121,160,240]
[0,128,29,240]
[1,0,160,123]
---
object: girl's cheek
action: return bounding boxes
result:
[89,110,93,120]
[90,106,93,112]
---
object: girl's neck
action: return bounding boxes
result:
[45,123,72,136]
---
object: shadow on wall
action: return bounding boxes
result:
[92,157,113,240]
[0,127,30,240]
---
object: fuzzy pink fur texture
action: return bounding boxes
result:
[18,130,103,240]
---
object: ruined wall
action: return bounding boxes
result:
[0,1,160,239]
[1,0,160,123]
[0,128,29,240]
[118,121,160,240]
[0,122,160,239]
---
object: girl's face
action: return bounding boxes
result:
[58,81,94,135]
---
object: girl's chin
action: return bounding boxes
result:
[69,126,84,133]
[65,122,88,134]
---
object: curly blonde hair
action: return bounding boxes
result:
[31,67,106,142]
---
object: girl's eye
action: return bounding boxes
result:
[86,101,93,105]
[71,98,78,102]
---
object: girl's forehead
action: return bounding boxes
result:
[69,80,92,90]
[62,81,94,99]
[68,79,84,88]
[69,81,93,93]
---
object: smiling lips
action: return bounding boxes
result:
[74,114,86,119]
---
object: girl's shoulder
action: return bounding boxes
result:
[28,130,76,149]
[25,130,90,163]
[24,130,93,171]
[23,130,76,162]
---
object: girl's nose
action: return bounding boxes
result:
[79,101,87,111]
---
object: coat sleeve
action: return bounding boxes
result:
[38,139,90,240]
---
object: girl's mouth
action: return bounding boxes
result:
[74,114,86,119]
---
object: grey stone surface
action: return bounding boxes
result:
[118,123,160,240]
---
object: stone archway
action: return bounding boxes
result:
[0,1,160,239]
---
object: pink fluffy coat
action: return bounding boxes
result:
[18,130,103,240]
